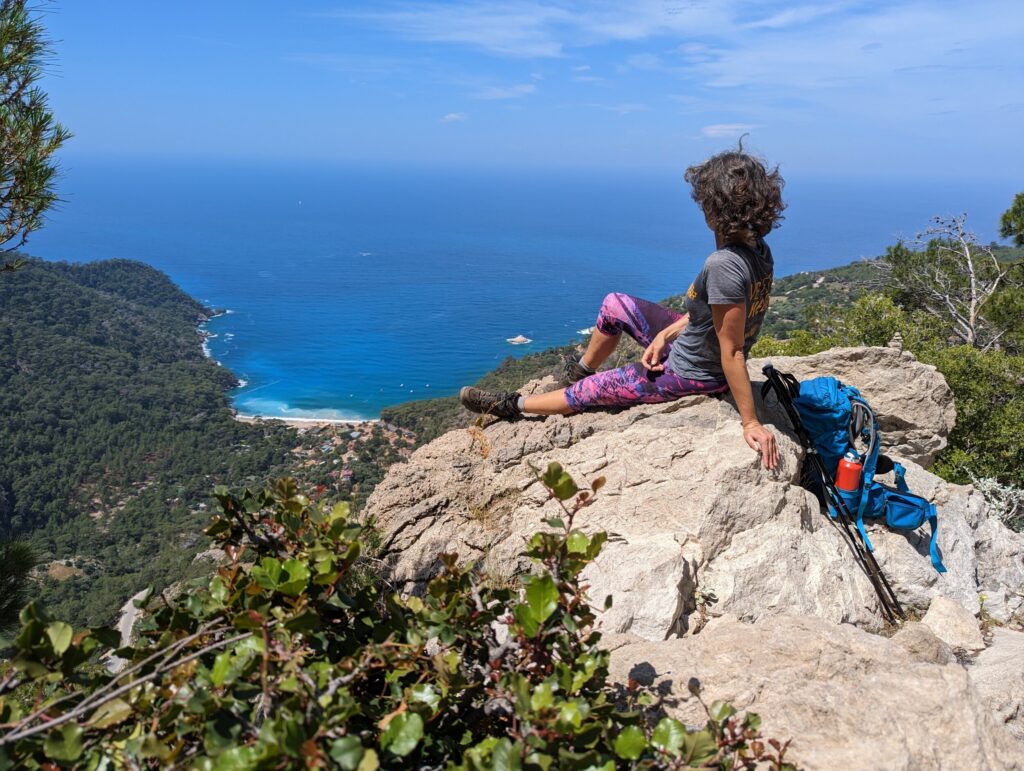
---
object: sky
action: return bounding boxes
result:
[41,1,1024,177]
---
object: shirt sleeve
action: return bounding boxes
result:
[704,251,748,305]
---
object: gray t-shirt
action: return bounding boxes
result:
[667,240,774,382]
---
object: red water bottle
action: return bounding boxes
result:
[835,451,863,491]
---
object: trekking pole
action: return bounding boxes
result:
[760,365,902,623]
[761,365,905,623]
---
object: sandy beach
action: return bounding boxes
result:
[233,414,379,430]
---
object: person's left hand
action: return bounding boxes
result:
[743,421,779,470]
[641,332,667,371]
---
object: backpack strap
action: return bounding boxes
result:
[854,396,881,553]
[893,463,946,572]
[893,462,910,493]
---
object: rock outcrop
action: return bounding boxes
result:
[969,628,1024,743]
[605,615,1021,770]
[362,346,1024,764]
[365,347,1021,636]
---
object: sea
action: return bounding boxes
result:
[28,157,1017,421]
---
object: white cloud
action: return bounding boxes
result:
[331,3,572,58]
[330,1,732,58]
[701,123,756,138]
[440,112,468,122]
[530,71,544,80]
[746,3,850,30]
[571,64,591,72]
[474,83,537,99]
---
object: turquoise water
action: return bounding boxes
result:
[29,158,1016,419]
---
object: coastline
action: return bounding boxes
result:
[199,312,381,428]
[233,413,379,430]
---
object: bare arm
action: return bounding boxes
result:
[640,313,688,371]
[711,303,779,469]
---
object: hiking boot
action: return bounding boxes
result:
[459,387,522,419]
[558,352,595,387]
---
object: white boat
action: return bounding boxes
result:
[506,334,532,345]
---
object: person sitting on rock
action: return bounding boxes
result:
[459,148,785,469]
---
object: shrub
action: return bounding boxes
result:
[0,471,793,769]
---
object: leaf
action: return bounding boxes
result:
[566,532,589,554]
[490,738,522,771]
[541,462,564,488]
[530,681,554,711]
[551,473,578,501]
[525,574,559,625]
[330,737,365,770]
[591,476,606,492]
[709,700,737,723]
[613,725,647,760]
[650,717,686,754]
[357,749,379,771]
[541,462,578,500]
[409,684,440,712]
[277,558,311,596]
[513,604,539,637]
[252,557,282,589]
[380,712,423,757]
[329,501,351,523]
[543,517,565,530]
[43,723,83,762]
[210,651,232,686]
[556,700,585,729]
[46,621,73,655]
[88,697,133,728]
[681,730,718,765]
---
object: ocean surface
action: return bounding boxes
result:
[28,157,1016,420]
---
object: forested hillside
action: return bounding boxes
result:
[0,259,296,624]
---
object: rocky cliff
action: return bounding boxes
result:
[363,346,1024,768]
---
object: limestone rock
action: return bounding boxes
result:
[922,596,985,653]
[748,346,956,466]
[969,628,1024,743]
[974,517,1024,623]
[365,347,1024,641]
[891,621,954,665]
[105,588,151,673]
[607,615,1021,770]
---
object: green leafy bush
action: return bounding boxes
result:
[0,471,792,769]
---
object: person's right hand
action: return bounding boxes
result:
[641,333,667,371]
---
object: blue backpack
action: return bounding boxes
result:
[792,377,946,573]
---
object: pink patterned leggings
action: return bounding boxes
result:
[564,293,728,412]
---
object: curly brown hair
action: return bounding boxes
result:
[684,151,785,243]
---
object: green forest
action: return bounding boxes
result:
[0,258,301,624]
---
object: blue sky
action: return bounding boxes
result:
[43,1,1023,176]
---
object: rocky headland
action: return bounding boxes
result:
[363,346,1024,769]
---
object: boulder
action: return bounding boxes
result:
[891,621,954,665]
[974,517,1024,623]
[364,346,1023,640]
[606,615,1021,770]
[922,596,986,653]
[969,628,1024,743]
